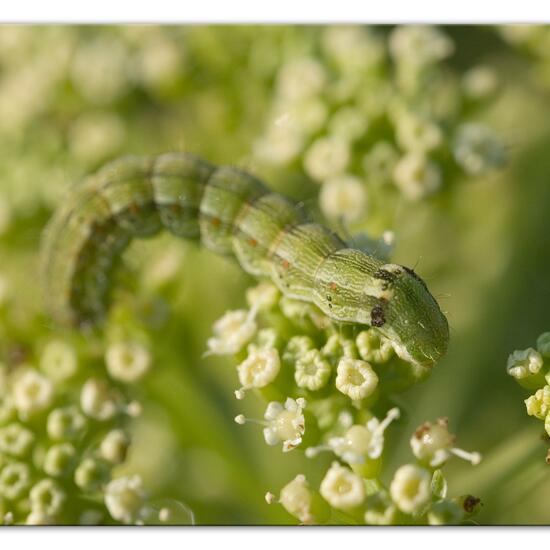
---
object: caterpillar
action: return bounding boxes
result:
[41,152,449,369]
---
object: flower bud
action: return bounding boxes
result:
[207,310,257,356]
[40,340,78,381]
[74,458,110,492]
[390,464,432,515]
[100,429,130,464]
[335,357,378,401]
[43,443,76,476]
[29,478,66,516]
[0,423,34,457]
[320,461,365,510]
[105,341,151,383]
[0,461,31,500]
[294,349,332,391]
[80,378,118,420]
[12,368,54,418]
[47,406,86,440]
[236,347,280,394]
[104,475,145,524]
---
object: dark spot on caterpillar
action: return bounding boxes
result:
[326,295,332,302]
[462,495,481,514]
[328,303,333,309]
[371,304,385,327]
[373,269,396,284]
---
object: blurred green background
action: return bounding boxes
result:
[1,25,550,525]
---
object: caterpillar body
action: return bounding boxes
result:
[41,152,449,369]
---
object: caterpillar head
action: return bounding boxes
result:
[371,263,449,369]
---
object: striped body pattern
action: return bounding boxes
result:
[41,152,449,368]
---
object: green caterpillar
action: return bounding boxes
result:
[41,152,449,369]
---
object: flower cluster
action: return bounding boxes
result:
[266,417,481,525]
[507,332,550,462]
[253,25,505,233]
[0,270,191,525]
[209,280,481,524]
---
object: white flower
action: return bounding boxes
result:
[507,348,544,380]
[462,65,498,100]
[236,347,280,398]
[335,357,378,401]
[304,137,350,182]
[389,26,454,67]
[0,461,31,500]
[525,385,550,420]
[105,475,145,524]
[100,429,130,464]
[47,406,87,440]
[80,378,118,421]
[43,443,76,477]
[396,112,443,154]
[105,341,152,383]
[294,349,332,391]
[453,123,505,176]
[263,397,306,452]
[29,478,66,516]
[0,422,34,457]
[74,458,110,491]
[40,340,78,381]
[390,464,432,515]
[319,175,368,224]
[207,309,257,355]
[12,368,54,418]
[277,57,326,100]
[393,153,442,201]
[410,418,481,467]
[278,474,315,524]
[322,26,384,73]
[320,462,365,510]
[327,408,400,464]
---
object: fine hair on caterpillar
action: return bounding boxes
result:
[41,152,449,369]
